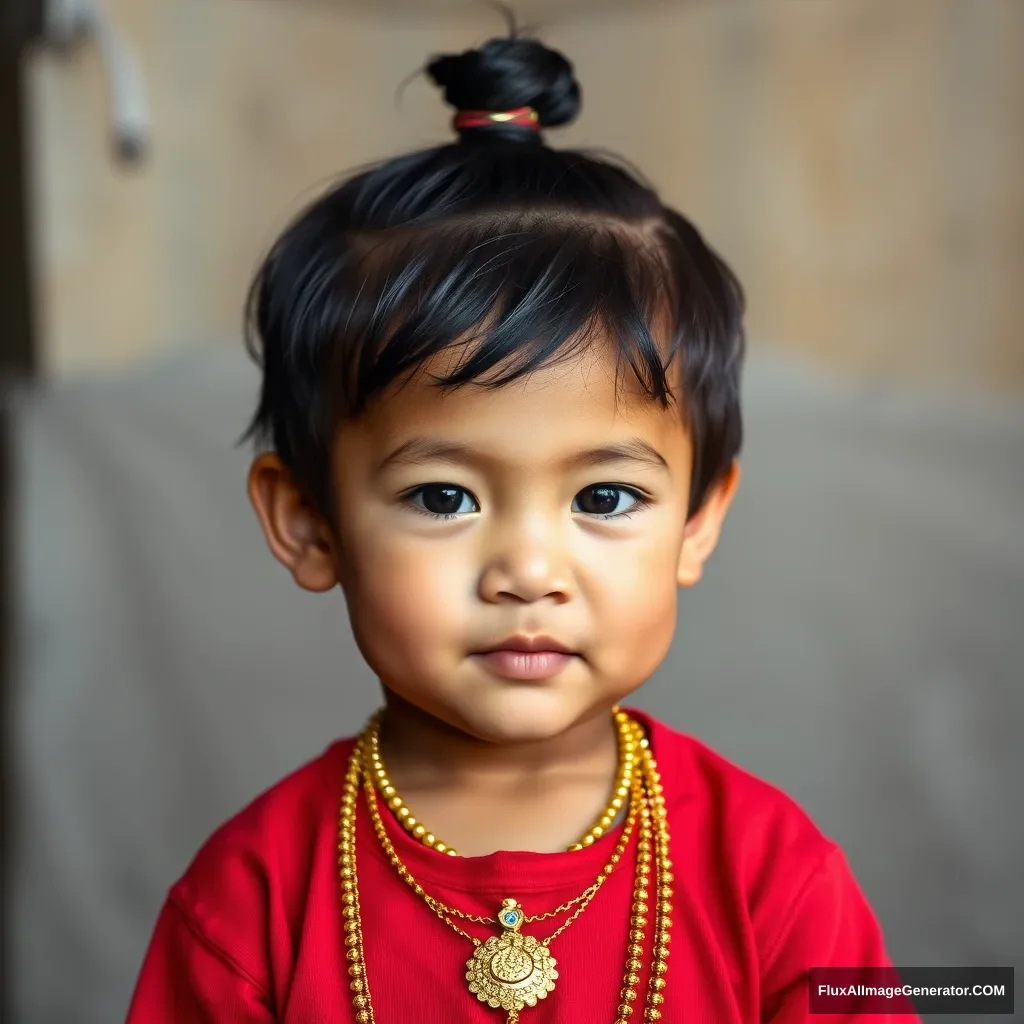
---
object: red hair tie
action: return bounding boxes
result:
[452,106,540,133]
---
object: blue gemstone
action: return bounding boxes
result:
[503,912,519,925]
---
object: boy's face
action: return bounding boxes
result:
[250,342,738,745]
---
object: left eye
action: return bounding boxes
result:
[572,485,645,518]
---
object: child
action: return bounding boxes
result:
[127,34,914,1024]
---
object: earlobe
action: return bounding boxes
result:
[247,453,339,593]
[676,461,741,589]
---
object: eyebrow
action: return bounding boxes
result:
[376,436,670,473]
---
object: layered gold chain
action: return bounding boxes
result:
[337,709,673,1023]
[363,709,639,855]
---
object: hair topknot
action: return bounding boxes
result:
[427,37,581,131]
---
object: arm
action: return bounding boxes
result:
[125,896,275,1024]
[759,847,920,1023]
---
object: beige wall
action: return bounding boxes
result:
[26,0,1024,391]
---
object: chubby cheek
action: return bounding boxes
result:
[341,528,472,683]
[583,537,680,689]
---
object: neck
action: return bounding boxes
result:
[376,692,620,789]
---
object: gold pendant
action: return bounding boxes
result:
[465,899,558,1015]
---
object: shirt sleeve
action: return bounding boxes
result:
[759,846,920,1023]
[125,896,275,1023]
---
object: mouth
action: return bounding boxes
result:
[471,635,578,682]
[475,635,576,656]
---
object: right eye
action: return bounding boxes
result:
[404,485,480,519]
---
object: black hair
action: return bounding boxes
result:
[243,34,745,521]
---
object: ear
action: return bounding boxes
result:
[247,452,339,593]
[677,460,741,588]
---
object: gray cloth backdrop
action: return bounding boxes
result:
[8,346,1023,1023]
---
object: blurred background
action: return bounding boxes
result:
[2,1,1021,1021]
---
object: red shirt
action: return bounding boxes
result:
[127,711,912,1022]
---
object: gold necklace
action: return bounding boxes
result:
[364,707,638,855]
[364,756,643,1017]
[363,714,646,926]
[337,710,673,1023]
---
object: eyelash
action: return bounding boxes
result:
[401,485,652,522]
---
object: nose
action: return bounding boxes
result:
[477,514,574,605]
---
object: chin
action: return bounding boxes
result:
[452,689,598,745]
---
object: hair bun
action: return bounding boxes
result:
[427,37,581,131]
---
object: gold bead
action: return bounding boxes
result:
[617,1005,633,1017]
[346,948,361,962]
[656,945,670,959]
[388,796,403,810]
[650,993,664,1005]
[412,825,426,837]
[356,1012,370,1023]
[353,995,367,1009]
[631,915,648,928]
[621,988,637,1002]
[629,928,644,942]
[344,920,358,934]
[348,963,363,977]
[652,977,666,990]
[644,1009,661,1021]
[626,958,642,972]
[340,854,353,867]
[342,906,356,920]
[635,902,649,915]
[434,841,448,854]
[350,979,364,993]
[660,886,673,899]
[342,880,354,892]
[659,901,672,915]
[423,833,436,846]
[342,893,356,906]
[653,962,668,975]
[397,806,410,819]
[582,834,596,846]
[626,972,640,986]
[628,943,643,957]
[382,785,396,798]
[344,933,358,947]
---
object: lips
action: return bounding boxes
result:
[472,635,578,681]
[476,635,575,656]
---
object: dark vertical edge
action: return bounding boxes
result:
[1,4,43,1022]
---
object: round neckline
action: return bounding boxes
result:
[356,707,658,897]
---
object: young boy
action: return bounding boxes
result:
[127,33,914,1023]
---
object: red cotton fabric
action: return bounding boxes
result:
[126,710,914,1022]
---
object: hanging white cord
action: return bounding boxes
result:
[43,0,150,163]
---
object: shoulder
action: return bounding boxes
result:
[168,737,356,955]
[636,711,892,972]
[636,710,841,911]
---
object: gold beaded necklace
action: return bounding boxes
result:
[337,709,673,1023]
[363,708,639,855]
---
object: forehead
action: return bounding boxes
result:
[340,343,690,470]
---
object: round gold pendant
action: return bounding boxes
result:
[465,900,558,1013]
